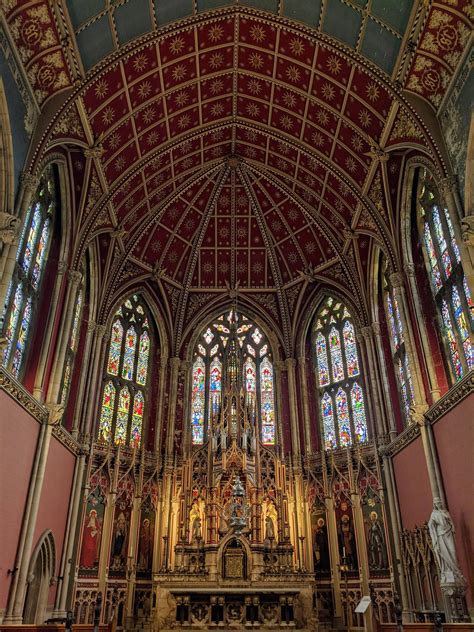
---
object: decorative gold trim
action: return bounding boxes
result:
[379,423,420,458]
[424,371,473,424]
[0,367,48,423]
[51,424,80,455]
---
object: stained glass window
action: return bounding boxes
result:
[191,311,276,446]
[191,356,206,445]
[383,266,414,425]
[314,297,368,449]
[97,295,152,447]
[2,166,57,378]
[417,169,473,381]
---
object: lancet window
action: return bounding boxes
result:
[2,165,58,378]
[191,311,275,446]
[314,297,368,450]
[98,295,151,448]
[416,169,473,380]
[382,268,414,423]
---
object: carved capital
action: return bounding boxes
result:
[20,171,40,192]
[360,326,373,340]
[67,269,82,285]
[170,356,181,369]
[83,142,104,160]
[285,357,297,370]
[95,324,107,339]
[298,265,317,283]
[111,224,127,239]
[57,260,68,275]
[343,226,358,241]
[87,320,97,334]
[438,176,457,199]
[0,212,20,244]
[409,404,428,426]
[366,143,389,163]
[274,360,286,372]
[389,271,404,289]
[404,262,416,277]
[372,321,381,336]
[47,402,64,425]
[461,216,474,247]
[151,263,167,282]
[180,359,192,372]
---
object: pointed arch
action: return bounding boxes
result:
[23,531,56,624]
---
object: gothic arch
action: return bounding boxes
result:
[217,532,253,581]
[23,530,56,624]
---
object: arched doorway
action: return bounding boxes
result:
[23,531,56,623]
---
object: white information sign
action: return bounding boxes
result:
[354,596,372,614]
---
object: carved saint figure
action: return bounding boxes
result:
[367,511,385,569]
[339,512,357,569]
[80,508,102,568]
[190,500,203,542]
[138,517,152,570]
[314,517,330,572]
[111,511,128,568]
[428,498,465,585]
[265,516,274,540]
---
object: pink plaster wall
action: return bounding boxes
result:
[0,390,40,609]
[33,436,75,609]
[433,393,474,606]
[392,433,432,529]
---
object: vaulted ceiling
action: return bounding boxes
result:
[3,1,472,354]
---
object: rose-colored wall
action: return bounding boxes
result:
[0,391,40,608]
[33,436,75,608]
[392,434,432,529]
[433,394,474,606]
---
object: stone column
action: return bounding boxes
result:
[53,451,87,617]
[286,358,301,458]
[165,357,181,457]
[404,263,441,402]
[273,360,285,450]
[154,357,168,453]
[71,320,97,438]
[359,326,386,439]
[324,492,343,622]
[298,355,313,454]
[81,324,107,440]
[389,272,427,408]
[180,360,192,456]
[371,322,398,439]
[125,478,142,624]
[46,270,82,404]
[98,450,121,598]
[380,453,411,621]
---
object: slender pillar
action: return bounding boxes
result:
[389,272,427,408]
[404,264,441,402]
[273,360,285,452]
[286,358,301,458]
[298,355,313,454]
[71,320,96,438]
[359,327,386,439]
[154,358,168,454]
[371,322,398,439]
[81,324,107,440]
[98,449,121,599]
[165,357,181,457]
[46,270,82,404]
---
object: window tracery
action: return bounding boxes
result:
[59,278,84,407]
[416,169,473,380]
[2,165,57,378]
[98,295,151,447]
[314,297,368,449]
[191,310,275,446]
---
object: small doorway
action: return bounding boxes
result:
[23,531,56,623]
[223,539,247,579]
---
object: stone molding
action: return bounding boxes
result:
[52,424,80,455]
[0,367,48,423]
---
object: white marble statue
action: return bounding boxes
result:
[428,498,465,586]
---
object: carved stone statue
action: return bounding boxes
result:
[191,516,202,542]
[265,516,274,540]
[428,498,465,586]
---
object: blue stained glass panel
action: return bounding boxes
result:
[351,382,367,443]
[443,208,460,264]
[424,222,442,290]
[452,286,473,369]
[260,357,275,444]
[122,326,137,380]
[336,387,351,447]
[31,219,50,289]
[329,326,344,382]
[99,381,115,442]
[107,320,123,375]
[70,289,83,351]
[131,391,144,447]
[136,330,150,385]
[387,295,399,350]
[316,332,329,386]
[3,284,23,364]
[22,206,41,274]
[441,300,463,379]
[321,392,337,450]
[12,298,32,377]
[191,357,206,444]
[342,320,359,377]
[115,387,130,445]
[209,357,222,416]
